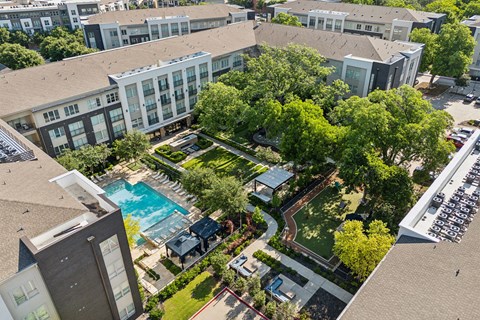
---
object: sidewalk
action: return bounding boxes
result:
[234,207,353,309]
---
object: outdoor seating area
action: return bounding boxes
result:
[150,172,197,203]
[428,186,478,242]
[252,167,294,203]
[264,275,297,303]
[142,210,193,247]
[189,217,222,251]
[165,231,202,269]
[229,254,258,277]
[0,125,35,163]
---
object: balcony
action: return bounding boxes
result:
[233,61,242,67]
[161,97,172,105]
[143,88,155,96]
[163,112,173,120]
[145,103,157,112]
[159,83,169,91]
[148,117,159,126]
[187,75,196,83]
[189,89,197,96]
[175,93,185,101]
[200,72,208,79]
[111,115,124,123]
[12,122,36,135]
[173,79,183,87]
[70,128,85,137]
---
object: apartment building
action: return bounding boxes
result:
[268,0,446,41]
[0,21,422,158]
[338,131,480,319]
[462,15,480,79]
[0,120,142,319]
[0,0,126,33]
[82,4,254,49]
[255,23,423,97]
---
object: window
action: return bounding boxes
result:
[113,281,131,301]
[91,114,105,126]
[233,55,242,67]
[87,98,101,110]
[109,108,124,122]
[176,101,186,114]
[68,120,84,137]
[142,81,155,96]
[365,25,372,31]
[71,9,76,15]
[123,39,128,45]
[374,26,380,32]
[11,281,39,306]
[54,143,69,156]
[309,17,315,28]
[24,21,30,28]
[109,30,118,37]
[326,18,332,30]
[161,24,169,37]
[24,304,50,320]
[49,127,65,139]
[44,20,50,26]
[162,105,173,119]
[106,92,119,104]
[356,24,362,30]
[171,23,179,36]
[121,29,127,35]
[73,136,88,149]
[73,18,78,23]
[160,93,171,105]
[335,20,342,31]
[126,86,137,98]
[113,123,126,138]
[64,104,79,117]
[181,22,188,34]
[186,67,196,82]
[345,68,361,80]
[145,97,156,111]
[33,20,41,28]
[318,18,324,28]
[119,302,135,320]
[173,72,183,87]
[220,58,229,69]
[349,84,358,94]
[174,88,184,101]
[43,110,60,123]
[95,129,108,142]
[131,117,143,129]
[147,111,159,126]
[128,103,140,113]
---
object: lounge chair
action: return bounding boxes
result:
[152,172,160,179]
[96,175,104,182]
[172,185,182,191]
[162,178,170,184]
[90,176,98,183]
[190,197,197,203]
[169,228,176,234]
[178,191,186,196]
[158,177,168,183]
[175,224,183,231]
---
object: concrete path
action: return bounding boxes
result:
[235,206,353,309]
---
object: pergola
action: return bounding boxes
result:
[253,167,294,203]
[165,231,202,269]
[189,217,222,251]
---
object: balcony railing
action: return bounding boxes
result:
[143,88,155,96]
[173,79,183,87]
[175,93,185,101]
[189,89,197,96]
[187,75,196,83]
[163,112,173,120]
[148,117,159,126]
[159,83,169,91]
[111,115,124,122]
[176,107,186,114]
[161,97,171,105]
[145,103,157,111]
[12,122,36,135]
[233,61,242,67]
[200,71,208,79]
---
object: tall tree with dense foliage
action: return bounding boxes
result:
[271,13,302,27]
[0,43,43,70]
[203,176,248,222]
[425,0,461,23]
[430,23,476,84]
[463,1,480,18]
[0,28,9,45]
[408,28,438,73]
[181,167,218,199]
[40,27,96,61]
[113,130,150,163]
[56,144,111,175]
[10,30,29,47]
[195,82,248,134]
[124,214,141,248]
[333,220,395,281]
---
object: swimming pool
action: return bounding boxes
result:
[103,179,188,232]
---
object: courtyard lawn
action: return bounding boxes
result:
[181,146,265,181]
[293,186,363,259]
[162,271,222,320]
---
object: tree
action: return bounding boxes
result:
[425,0,460,23]
[247,276,262,296]
[10,31,29,47]
[0,43,43,70]
[265,301,277,319]
[333,220,395,281]
[56,149,81,171]
[195,82,248,134]
[274,301,296,320]
[408,28,438,73]
[271,13,302,27]
[383,0,418,9]
[222,269,236,287]
[40,37,97,61]
[210,252,230,276]
[233,277,247,295]
[56,144,111,176]
[256,146,282,164]
[124,214,141,248]
[203,176,248,222]
[464,1,480,18]
[0,28,10,45]
[181,167,218,198]
[243,44,334,103]
[252,206,266,226]
[113,130,150,163]
[253,291,266,309]
[430,23,476,84]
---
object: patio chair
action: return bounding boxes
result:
[190,197,198,203]
[96,175,104,182]
[90,176,98,183]
[172,185,182,191]
[158,177,168,183]
[178,191,186,196]
[169,228,176,234]
[152,172,160,179]
[162,178,170,184]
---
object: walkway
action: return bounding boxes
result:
[235,205,353,309]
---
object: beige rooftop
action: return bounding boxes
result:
[254,23,418,62]
[0,119,87,282]
[274,0,444,24]
[86,3,245,25]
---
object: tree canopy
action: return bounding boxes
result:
[56,144,111,175]
[124,214,141,248]
[333,220,395,281]
[271,13,302,27]
[113,130,150,163]
[0,43,44,70]
[181,167,218,198]
[195,82,248,134]
[40,27,97,61]
[203,175,248,218]
[409,28,438,73]
[425,0,461,23]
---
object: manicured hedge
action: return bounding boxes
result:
[155,145,187,163]
[197,136,213,150]
[161,258,182,276]
[141,154,182,180]
[201,130,258,157]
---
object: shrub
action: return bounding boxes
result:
[247,276,262,296]
[210,252,230,276]
[265,301,277,319]
[197,136,213,149]
[155,146,187,163]
[149,308,164,320]
[141,154,182,180]
[146,268,160,281]
[222,269,236,287]
[253,291,266,309]
[256,146,282,164]
[234,277,247,295]
[145,296,159,312]
[160,259,182,276]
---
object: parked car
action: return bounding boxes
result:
[475,97,480,105]
[464,93,475,102]
[459,127,475,136]
[447,136,465,148]
[451,133,468,141]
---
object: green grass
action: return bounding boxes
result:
[162,271,222,320]
[223,125,251,146]
[293,186,363,259]
[181,146,261,181]
[127,161,142,171]
[160,258,182,276]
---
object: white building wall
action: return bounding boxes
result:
[342,56,374,97]
[0,265,60,320]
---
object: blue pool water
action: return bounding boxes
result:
[103,179,188,232]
